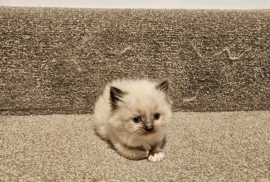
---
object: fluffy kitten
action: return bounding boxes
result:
[93,79,172,162]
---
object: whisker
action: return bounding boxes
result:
[127,131,140,147]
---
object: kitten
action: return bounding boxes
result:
[93,79,172,162]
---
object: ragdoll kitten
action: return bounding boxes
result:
[94,79,172,162]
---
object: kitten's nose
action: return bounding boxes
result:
[145,127,153,132]
[145,124,153,132]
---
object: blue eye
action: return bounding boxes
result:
[153,113,160,120]
[133,116,141,123]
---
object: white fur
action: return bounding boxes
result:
[94,79,172,161]
[148,152,165,162]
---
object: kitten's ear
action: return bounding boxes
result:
[156,80,169,93]
[110,86,126,109]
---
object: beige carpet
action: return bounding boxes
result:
[1,111,269,181]
[1,7,269,115]
[0,7,269,181]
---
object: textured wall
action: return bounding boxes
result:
[0,7,269,115]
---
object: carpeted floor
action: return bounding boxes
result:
[0,7,269,115]
[0,7,269,181]
[1,111,269,181]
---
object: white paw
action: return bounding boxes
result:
[148,152,165,162]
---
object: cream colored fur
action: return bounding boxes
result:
[94,79,172,162]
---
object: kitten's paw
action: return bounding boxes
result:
[148,152,165,162]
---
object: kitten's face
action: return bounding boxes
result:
[110,80,172,136]
[119,99,170,136]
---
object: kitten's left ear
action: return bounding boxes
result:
[156,80,169,93]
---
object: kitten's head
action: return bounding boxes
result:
[109,80,172,137]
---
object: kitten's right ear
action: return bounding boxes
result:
[156,80,169,94]
[110,86,126,109]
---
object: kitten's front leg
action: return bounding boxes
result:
[148,138,166,162]
[113,142,148,160]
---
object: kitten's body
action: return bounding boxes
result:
[94,79,172,162]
